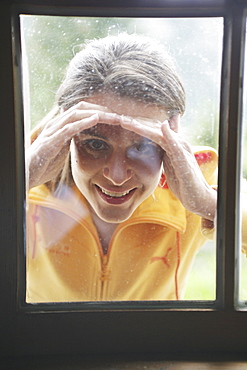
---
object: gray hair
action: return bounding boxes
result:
[56,33,185,116]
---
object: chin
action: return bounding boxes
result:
[96,208,135,224]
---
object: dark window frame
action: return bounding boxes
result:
[1,0,247,360]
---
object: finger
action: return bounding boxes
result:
[168,114,180,133]
[121,116,163,131]
[43,110,121,139]
[119,116,164,145]
[161,122,194,156]
[162,144,207,197]
[46,113,100,147]
[119,117,191,156]
[47,111,122,145]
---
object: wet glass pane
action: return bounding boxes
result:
[240,32,247,303]
[240,123,247,302]
[21,16,222,303]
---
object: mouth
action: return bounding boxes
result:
[95,185,137,205]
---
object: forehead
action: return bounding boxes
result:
[86,93,168,121]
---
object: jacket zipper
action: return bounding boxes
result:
[99,254,110,300]
[97,218,184,300]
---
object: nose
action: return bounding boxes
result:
[103,151,132,186]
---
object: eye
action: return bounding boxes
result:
[127,140,163,160]
[83,139,108,151]
[133,141,157,155]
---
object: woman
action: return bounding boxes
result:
[26,33,218,302]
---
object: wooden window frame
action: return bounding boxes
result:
[1,0,247,360]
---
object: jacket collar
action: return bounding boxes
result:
[129,186,187,232]
[28,184,187,233]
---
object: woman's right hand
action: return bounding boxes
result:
[26,101,120,189]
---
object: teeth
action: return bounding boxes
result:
[99,187,130,197]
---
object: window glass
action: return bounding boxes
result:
[21,16,222,303]
[240,131,247,303]
[240,29,247,303]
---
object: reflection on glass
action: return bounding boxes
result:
[240,37,247,301]
[240,125,247,301]
[21,16,222,303]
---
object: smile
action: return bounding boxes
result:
[99,187,132,198]
[95,185,136,205]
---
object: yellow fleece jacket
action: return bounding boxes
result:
[26,147,219,303]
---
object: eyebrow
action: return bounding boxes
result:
[79,128,109,141]
[79,129,156,145]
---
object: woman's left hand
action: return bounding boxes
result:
[119,115,217,222]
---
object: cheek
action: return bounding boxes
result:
[70,141,92,183]
[150,153,163,171]
[127,145,163,173]
[134,157,163,188]
[71,142,104,175]
[135,153,163,177]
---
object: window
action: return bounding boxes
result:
[21,15,222,303]
[1,0,247,360]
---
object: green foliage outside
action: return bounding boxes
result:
[21,15,247,301]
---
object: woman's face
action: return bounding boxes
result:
[70,94,169,223]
